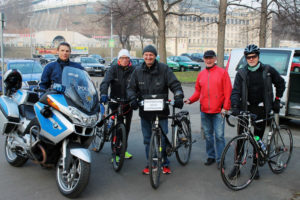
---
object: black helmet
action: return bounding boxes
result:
[3,69,22,94]
[244,44,260,56]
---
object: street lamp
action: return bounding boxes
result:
[0,12,5,94]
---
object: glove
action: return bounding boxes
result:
[53,83,65,93]
[100,94,108,103]
[130,100,139,110]
[231,105,240,116]
[273,99,280,113]
[174,96,184,109]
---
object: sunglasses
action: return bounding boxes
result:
[246,55,258,60]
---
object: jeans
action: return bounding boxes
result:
[141,117,169,167]
[201,112,225,163]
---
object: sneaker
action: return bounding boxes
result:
[228,166,240,180]
[125,151,133,159]
[142,166,149,175]
[251,166,260,180]
[204,158,216,166]
[111,156,120,163]
[163,166,172,174]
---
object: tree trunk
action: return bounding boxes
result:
[157,0,167,64]
[259,0,267,47]
[217,0,227,68]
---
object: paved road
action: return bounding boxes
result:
[0,77,299,200]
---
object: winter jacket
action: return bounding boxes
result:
[231,62,286,114]
[127,60,183,120]
[189,65,232,113]
[39,59,83,89]
[100,63,135,101]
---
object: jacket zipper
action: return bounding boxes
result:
[208,70,210,111]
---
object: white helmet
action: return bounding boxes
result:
[3,69,22,93]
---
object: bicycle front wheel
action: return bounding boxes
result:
[220,135,258,191]
[175,118,192,165]
[149,128,162,189]
[268,125,293,174]
[111,123,126,172]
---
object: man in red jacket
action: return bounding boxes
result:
[184,50,232,169]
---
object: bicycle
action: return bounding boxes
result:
[91,98,128,172]
[142,99,192,189]
[220,111,293,191]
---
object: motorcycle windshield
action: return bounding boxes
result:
[62,67,98,113]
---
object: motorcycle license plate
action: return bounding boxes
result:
[144,99,164,111]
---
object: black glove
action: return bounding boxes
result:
[174,96,184,109]
[273,99,280,113]
[130,100,139,110]
[231,105,240,116]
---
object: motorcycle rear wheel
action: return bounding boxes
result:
[5,136,28,167]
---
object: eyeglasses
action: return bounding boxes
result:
[246,55,258,60]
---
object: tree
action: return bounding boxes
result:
[217,0,227,68]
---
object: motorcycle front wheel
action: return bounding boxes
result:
[56,155,90,198]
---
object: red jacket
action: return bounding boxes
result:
[189,65,232,113]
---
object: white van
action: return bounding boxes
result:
[226,48,300,120]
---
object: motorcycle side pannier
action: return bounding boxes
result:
[0,96,20,134]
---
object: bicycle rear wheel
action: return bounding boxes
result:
[91,126,106,152]
[268,125,293,174]
[149,128,162,189]
[111,123,126,172]
[175,118,192,165]
[220,135,258,191]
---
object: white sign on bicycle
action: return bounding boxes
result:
[144,99,164,111]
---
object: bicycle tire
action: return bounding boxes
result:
[220,135,258,191]
[111,123,126,172]
[149,128,163,189]
[175,118,192,165]
[268,125,293,174]
[91,126,106,152]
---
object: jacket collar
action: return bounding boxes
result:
[142,60,159,74]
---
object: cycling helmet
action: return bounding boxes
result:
[244,44,260,56]
[3,69,22,93]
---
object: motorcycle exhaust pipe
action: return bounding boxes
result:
[32,144,47,165]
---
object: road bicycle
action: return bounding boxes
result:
[220,111,293,190]
[143,99,192,189]
[91,98,128,172]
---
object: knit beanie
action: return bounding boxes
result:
[118,49,130,59]
[142,45,157,56]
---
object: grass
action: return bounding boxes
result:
[174,71,199,83]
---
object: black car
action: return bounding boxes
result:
[74,57,106,76]
[89,54,105,64]
[110,58,144,68]
[191,53,204,62]
[39,54,57,65]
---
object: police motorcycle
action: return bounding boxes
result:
[0,67,100,198]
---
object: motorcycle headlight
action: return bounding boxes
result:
[69,107,98,126]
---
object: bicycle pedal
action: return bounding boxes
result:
[180,137,188,142]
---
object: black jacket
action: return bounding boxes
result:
[231,62,285,114]
[100,63,135,101]
[127,60,183,120]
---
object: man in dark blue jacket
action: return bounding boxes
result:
[39,42,83,90]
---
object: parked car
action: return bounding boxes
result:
[39,54,57,65]
[180,53,192,59]
[291,56,300,72]
[226,47,300,120]
[5,59,43,90]
[168,56,201,72]
[191,53,204,62]
[89,54,105,64]
[74,57,105,76]
[167,58,180,71]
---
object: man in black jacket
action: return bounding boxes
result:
[229,44,285,179]
[127,45,184,175]
[100,49,135,159]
